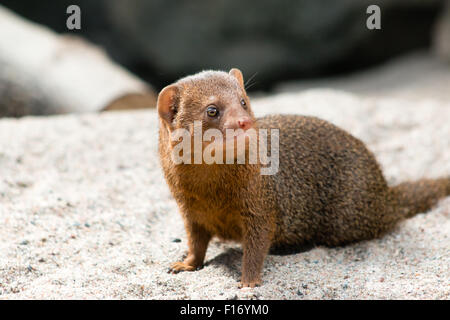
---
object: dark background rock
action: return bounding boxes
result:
[2,0,445,91]
[434,1,450,61]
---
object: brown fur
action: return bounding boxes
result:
[157,69,450,288]
[102,92,156,111]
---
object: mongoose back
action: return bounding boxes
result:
[157,68,450,288]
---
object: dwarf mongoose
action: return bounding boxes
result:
[157,68,450,288]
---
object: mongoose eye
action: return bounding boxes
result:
[206,105,219,118]
[241,99,247,109]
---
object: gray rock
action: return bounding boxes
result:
[434,1,450,62]
[1,0,445,89]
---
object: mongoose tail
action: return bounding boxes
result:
[391,177,450,218]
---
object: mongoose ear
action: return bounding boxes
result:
[157,84,179,129]
[229,68,245,89]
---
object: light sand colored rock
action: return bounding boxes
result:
[0,88,449,299]
[276,51,450,103]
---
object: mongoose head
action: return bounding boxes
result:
[157,68,255,138]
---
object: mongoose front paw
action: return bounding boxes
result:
[168,261,200,274]
[238,280,261,288]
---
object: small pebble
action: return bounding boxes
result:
[16,181,29,188]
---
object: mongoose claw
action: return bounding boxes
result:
[238,280,261,289]
[168,261,197,274]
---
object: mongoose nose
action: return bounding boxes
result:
[238,118,253,130]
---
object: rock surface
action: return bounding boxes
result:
[276,51,450,102]
[0,88,449,299]
[434,1,450,61]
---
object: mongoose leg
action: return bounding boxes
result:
[239,216,273,288]
[169,221,211,273]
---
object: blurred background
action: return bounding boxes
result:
[1,0,449,117]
